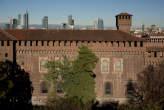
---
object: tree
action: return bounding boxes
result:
[0,60,33,110]
[0,61,13,102]
[44,56,72,95]
[44,46,98,104]
[127,63,164,107]
[66,46,98,104]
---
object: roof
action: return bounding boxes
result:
[0,30,12,40]
[1,29,144,41]
[149,33,164,36]
[116,12,133,17]
[147,47,164,51]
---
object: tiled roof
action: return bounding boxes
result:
[116,12,133,17]
[4,29,144,41]
[0,30,11,40]
[149,33,164,36]
[147,47,164,51]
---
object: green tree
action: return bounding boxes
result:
[0,61,13,103]
[66,46,98,104]
[44,56,72,95]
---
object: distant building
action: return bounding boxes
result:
[158,27,162,33]
[10,18,18,29]
[97,18,104,30]
[5,24,10,29]
[68,15,74,25]
[93,21,98,30]
[68,15,74,29]
[60,23,68,29]
[151,24,157,33]
[17,11,29,29]
[141,24,146,32]
[42,16,48,29]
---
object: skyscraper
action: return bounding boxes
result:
[17,10,29,29]
[42,16,48,29]
[24,10,29,29]
[68,15,74,26]
[97,18,104,30]
[141,24,146,32]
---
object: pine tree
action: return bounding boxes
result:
[66,46,98,104]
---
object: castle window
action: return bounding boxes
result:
[154,52,157,58]
[101,58,109,73]
[105,82,112,95]
[7,41,10,46]
[40,60,47,71]
[115,60,121,72]
[39,57,48,73]
[41,81,48,93]
[128,41,131,47]
[5,53,8,58]
[1,41,4,46]
[30,41,32,46]
[134,41,137,47]
[113,58,123,73]
[21,60,24,65]
[140,41,143,47]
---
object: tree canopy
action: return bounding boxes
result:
[44,46,98,104]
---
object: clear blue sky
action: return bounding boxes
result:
[0,0,163,27]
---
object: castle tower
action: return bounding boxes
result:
[116,12,132,33]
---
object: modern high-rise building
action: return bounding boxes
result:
[93,21,98,30]
[151,24,157,33]
[42,16,48,29]
[141,24,146,32]
[68,15,74,26]
[24,10,29,29]
[17,11,29,29]
[10,18,18,29]
[97,18,104,30]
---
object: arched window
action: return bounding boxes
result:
[105,82,112,94]
[40,60,47,71]
[114,60,121,72]
[102,60,108,72]
[41,81,48,93]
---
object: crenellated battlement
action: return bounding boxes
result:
[15,40,145,48]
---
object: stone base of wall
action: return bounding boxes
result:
[98,97,128,105]
[32,96,47,105]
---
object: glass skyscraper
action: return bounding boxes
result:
[42,16,48,29]
[17,10,29,29]
[98,18,104,30]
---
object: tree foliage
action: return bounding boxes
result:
[0,61,13,101]
[127,63,164,108]
[66,46,98,104]
[0,60,33,110]
[44,46,98,104]
[44,56,72,95]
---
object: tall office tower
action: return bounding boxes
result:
[141,24,146,32]
[116,12,132,33]
[42,16,48,29]
[93,21,98,30]
[68,15,74,26]
[10,18,18,29]
[17,10,29,29]
[151,24,157,33]
[24,10,29,29]
[97,18,104,30]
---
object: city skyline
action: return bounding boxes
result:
[0,0,163,27]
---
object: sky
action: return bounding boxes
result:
[0,0,163,27]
